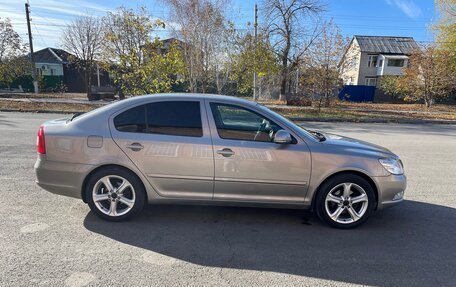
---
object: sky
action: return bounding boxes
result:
[0,0,439,51]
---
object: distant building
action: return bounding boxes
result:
[33,47,109,93]
[339,35,419,87]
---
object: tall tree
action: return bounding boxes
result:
[164,0,228,93]
[435,0,456,76]
[0,17,29,89]
[302,20,349,109]
[102,6,184,95]
[398,45,455,107]
[263,0,324,102]
[229,31,279,97]
[61,15,104,99]
[119,39,185,95]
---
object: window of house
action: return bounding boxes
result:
[50,69,55,76]
[210,103,283,142]
[114,101,203,137]
[387,59,405,67]
[365,77,377,86]
[367,55,378,67]
[378,59,383,67]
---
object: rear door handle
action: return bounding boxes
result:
[216,148,235,157]
[126,142,144,151]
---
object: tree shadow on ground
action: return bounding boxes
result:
[84,200,455,286]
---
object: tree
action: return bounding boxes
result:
[263,0,324,102]
[118,39,185,95]
[61,15,104,99]
[435,0,456,77]
[302,20,348,109]
[102,6,184,95]
[0,17,29,89]
[164,0,228,93]
[380,75,401,99]
[229,31,279,97]
[397,45,455,107]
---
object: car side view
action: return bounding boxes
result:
[35,94,406,228]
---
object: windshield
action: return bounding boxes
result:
[255,103,323,141]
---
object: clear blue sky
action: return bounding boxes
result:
[0,0,438,51]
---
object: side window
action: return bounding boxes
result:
[146,101,203,137]
[210,103,282,142]
[367,55,378,67]
[114,105,146,133]
[114,101,203,137]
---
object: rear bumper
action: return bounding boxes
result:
[373,174,407,210]
[34,157,93,199]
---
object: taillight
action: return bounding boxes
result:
[37,125,46,154]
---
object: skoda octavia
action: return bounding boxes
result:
[35,94,406,228]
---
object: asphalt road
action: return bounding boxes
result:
[1,112,455,287]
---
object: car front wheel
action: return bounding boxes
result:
[316,174,376,229]
[86,167,146,221]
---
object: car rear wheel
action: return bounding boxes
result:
[86,167,146,221]
[316,174,376,229]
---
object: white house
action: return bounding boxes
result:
[340,35,419,87]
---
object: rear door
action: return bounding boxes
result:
[110,100,214,199]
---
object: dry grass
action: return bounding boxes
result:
[274,105,456,121]
[0,101,96,113]
[0,92,87,99]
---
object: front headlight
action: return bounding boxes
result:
[379,158,404,175]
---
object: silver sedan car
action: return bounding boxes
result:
[35,94,406,228]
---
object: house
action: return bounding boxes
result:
[33,47,109,93]
[340,35,419,87]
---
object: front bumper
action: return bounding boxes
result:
[34,157,94,199]
[372,174,407,210]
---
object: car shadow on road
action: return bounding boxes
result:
[84,200,455,286]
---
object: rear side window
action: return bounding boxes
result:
[114,101,203,137]
[146,101,202,137]
[113,105,146,133]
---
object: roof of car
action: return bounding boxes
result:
[119,93,257,106]
[76,93,258,122]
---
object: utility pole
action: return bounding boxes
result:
[253,3,258,101]
[25,1,38,94]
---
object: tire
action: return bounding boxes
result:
[315,174,376,229]
[85,167,146,222]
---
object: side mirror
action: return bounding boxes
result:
[274,130,292,144]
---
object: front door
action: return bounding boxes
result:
[206,101,311,203]
[110,100,214,199]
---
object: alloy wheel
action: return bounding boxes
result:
[324,182,369,224]
[92,175,136,217]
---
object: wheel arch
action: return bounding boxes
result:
[81,164,148,203]
[311,170,379,210]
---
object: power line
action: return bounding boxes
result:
[32,22,47,48]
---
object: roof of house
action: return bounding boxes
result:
[33,48,75,64]
[354,35,419,54]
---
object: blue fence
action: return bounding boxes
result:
[338,85,375,102]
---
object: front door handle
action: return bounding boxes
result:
[216,148,235,157]
[126,142,144,152]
